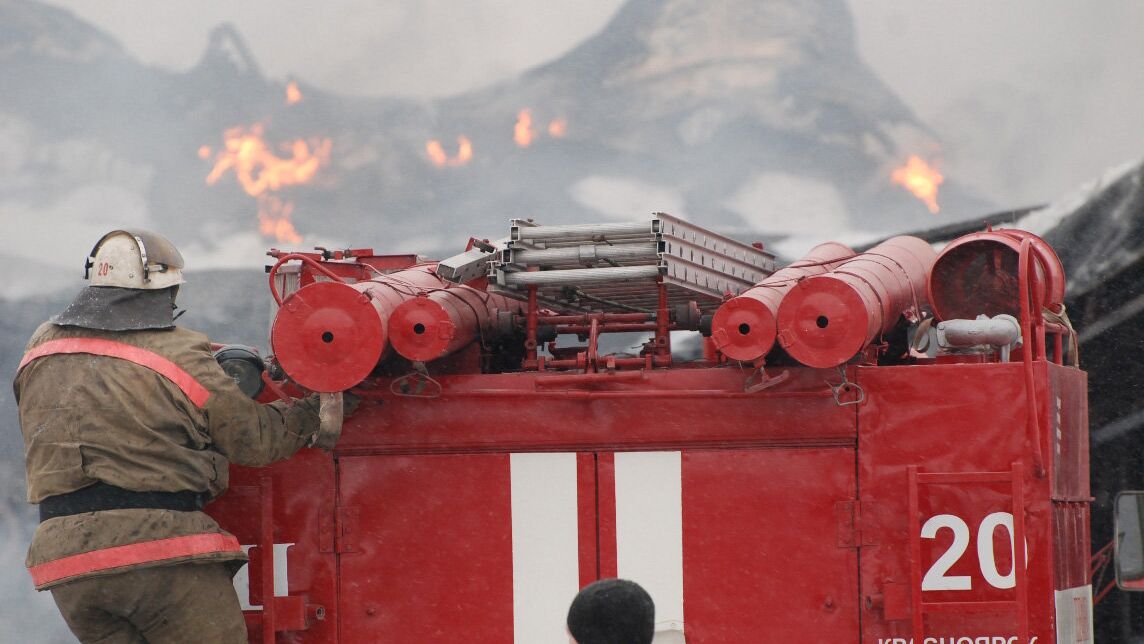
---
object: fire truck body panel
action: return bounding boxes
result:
[205,224,1092,643]
[856,361,1091,643]
[208,360,1089,643]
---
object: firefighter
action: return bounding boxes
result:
[13,229,341,643]
[566,578,655,644]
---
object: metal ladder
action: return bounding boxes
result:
[907,462,1030,641]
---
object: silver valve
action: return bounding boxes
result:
[936,314,1022,362]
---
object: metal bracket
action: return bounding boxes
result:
[827,367,865,407]
[390,362,443,398]
[334,507,358,554]
[743,365,789,393]
[835,500,878,548]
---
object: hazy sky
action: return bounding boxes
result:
[38,0,1144,209]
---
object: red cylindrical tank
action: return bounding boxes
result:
[776,236,937,368]
[388,287,526,362]
[270,264,444,392]
[710,242,854,362]
[928,229,1065,322]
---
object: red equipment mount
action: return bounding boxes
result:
[776,235,937,368]
[711,241,855,363]
[208,221,1091,644]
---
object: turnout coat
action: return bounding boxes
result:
[14,322,322,590]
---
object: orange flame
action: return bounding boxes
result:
[286,81,303,105]
[205,124,331,196]
[202,123,331,242]
[197,145,212,160]
[547,118,567,138]
[258,196,302,244]
[426,136,473,167]
[514,109,535,147]
[891,156,944,214]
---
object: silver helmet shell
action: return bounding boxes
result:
[86,229,185,289]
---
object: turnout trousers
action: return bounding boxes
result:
[49,561,247,643]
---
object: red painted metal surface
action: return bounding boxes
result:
[207,357,1089,644]
[576,453,599,587]
[270,264,445,391]
[929,229,1066,322]
[336,454,515,643]
[388,286,525,362]
[596,452,618,580]
[205,449,338,643]
[265,249,420,285]
[681,448,859,642]
[710,241,854,362]
[776,236,936,368]
[855,361,1089,643]
[335,368,852,454]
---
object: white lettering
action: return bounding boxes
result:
[978,513,1017,589]
[921,513,1029,591]
[877,634,1036,644]
[921,514,972,590]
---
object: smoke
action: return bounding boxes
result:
[850,1,1144,206]
[43,0,624,98]
[41,0,1144,214]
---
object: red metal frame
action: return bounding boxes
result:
[908,464,1029,642]
[258,476,276,644]
[1092,540,1116,604]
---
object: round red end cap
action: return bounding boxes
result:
[710,296,777,362]
[389,297,456,362]
[271,281,386,392]
[776,277,869,369]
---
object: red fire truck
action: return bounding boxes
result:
[206,215,1092,643]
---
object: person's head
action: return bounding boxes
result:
[566,578,655,644]
[54,229,187,331]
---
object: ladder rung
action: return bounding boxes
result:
[909,463,1030,643]
[921,600,1019,614]
[916,471,1013,484]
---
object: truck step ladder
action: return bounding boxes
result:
[907,462,1030,641]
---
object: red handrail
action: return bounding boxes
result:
[267,253,348,305]
[1018,240,1047,478]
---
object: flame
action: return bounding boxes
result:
[197,145,212,160]
[202,123,331,242]
[426,136,473,167]
[286,81,303,105]
[891,156,944,214]
[515,109,567,145]
[514,109,535,147]
[258,195,302,244]
[205,124,331,196]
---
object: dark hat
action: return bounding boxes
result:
[567,578,655,644]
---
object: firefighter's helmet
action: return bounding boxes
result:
[85,229,185,289]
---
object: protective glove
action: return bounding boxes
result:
[309,391,363,450]
[312,392,344,450]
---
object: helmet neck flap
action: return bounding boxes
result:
[54,286,180,331]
